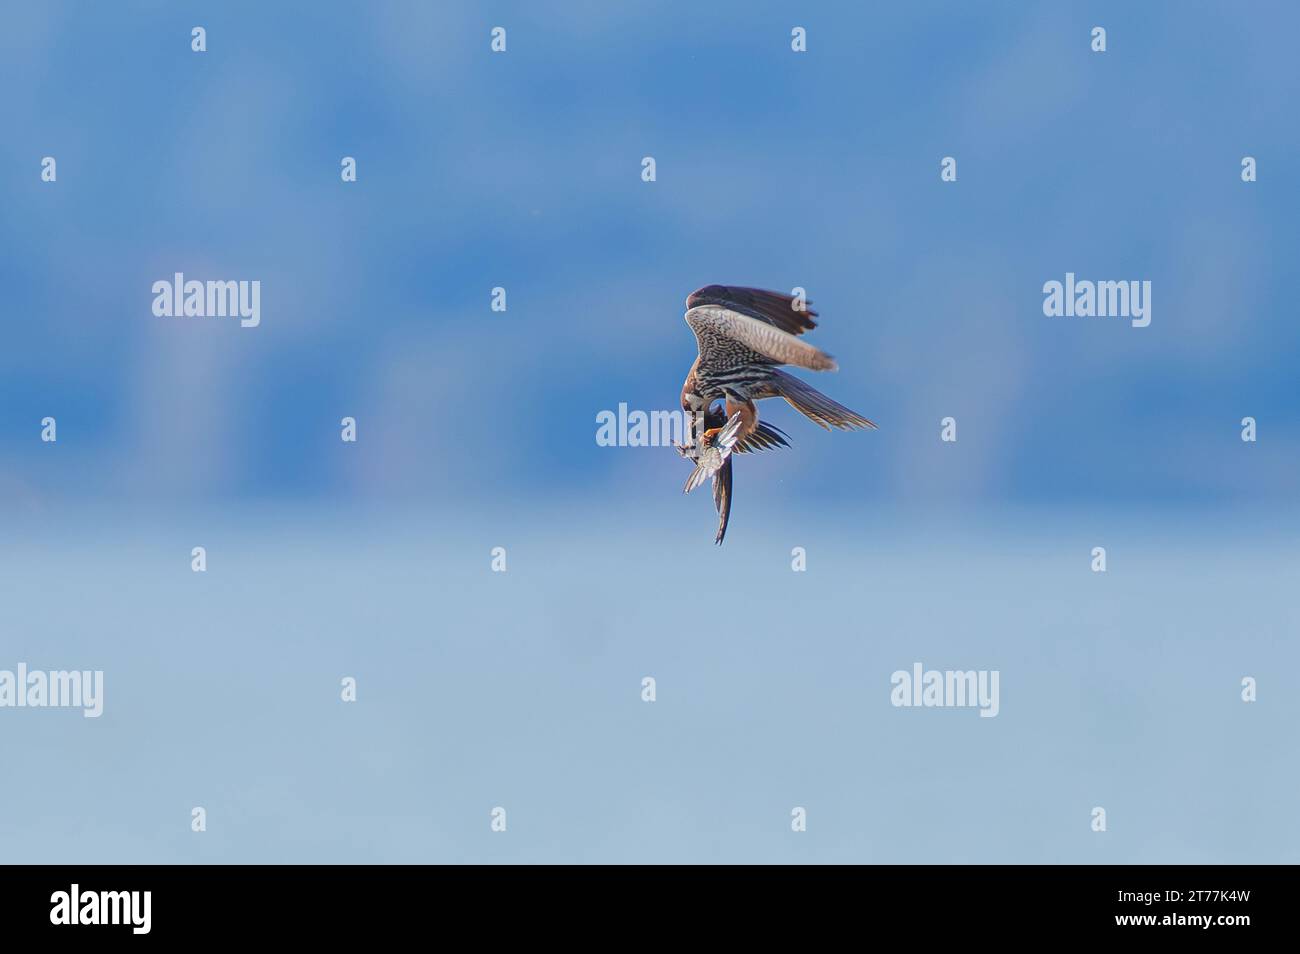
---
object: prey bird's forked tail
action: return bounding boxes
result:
[712,456,732,545]
[766,368,877,431]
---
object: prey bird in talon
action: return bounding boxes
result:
[681,402,790,545]
[682,411,743,495]
[676,405,790,544]
[678,284,876,543]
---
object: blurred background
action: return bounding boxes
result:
[0,1,1296,863]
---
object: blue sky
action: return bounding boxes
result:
[3,1,1298,507]
[1,2,1297,863]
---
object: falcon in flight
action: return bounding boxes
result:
[678,285,876,543]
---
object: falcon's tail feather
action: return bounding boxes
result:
[769,368,877,431]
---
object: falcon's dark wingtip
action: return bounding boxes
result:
[686,285,818,336]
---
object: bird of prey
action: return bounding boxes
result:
[678,284,876,543]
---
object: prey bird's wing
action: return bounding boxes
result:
[682,411,745,494]
[683,451,720,494]
[686,305,837,371]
